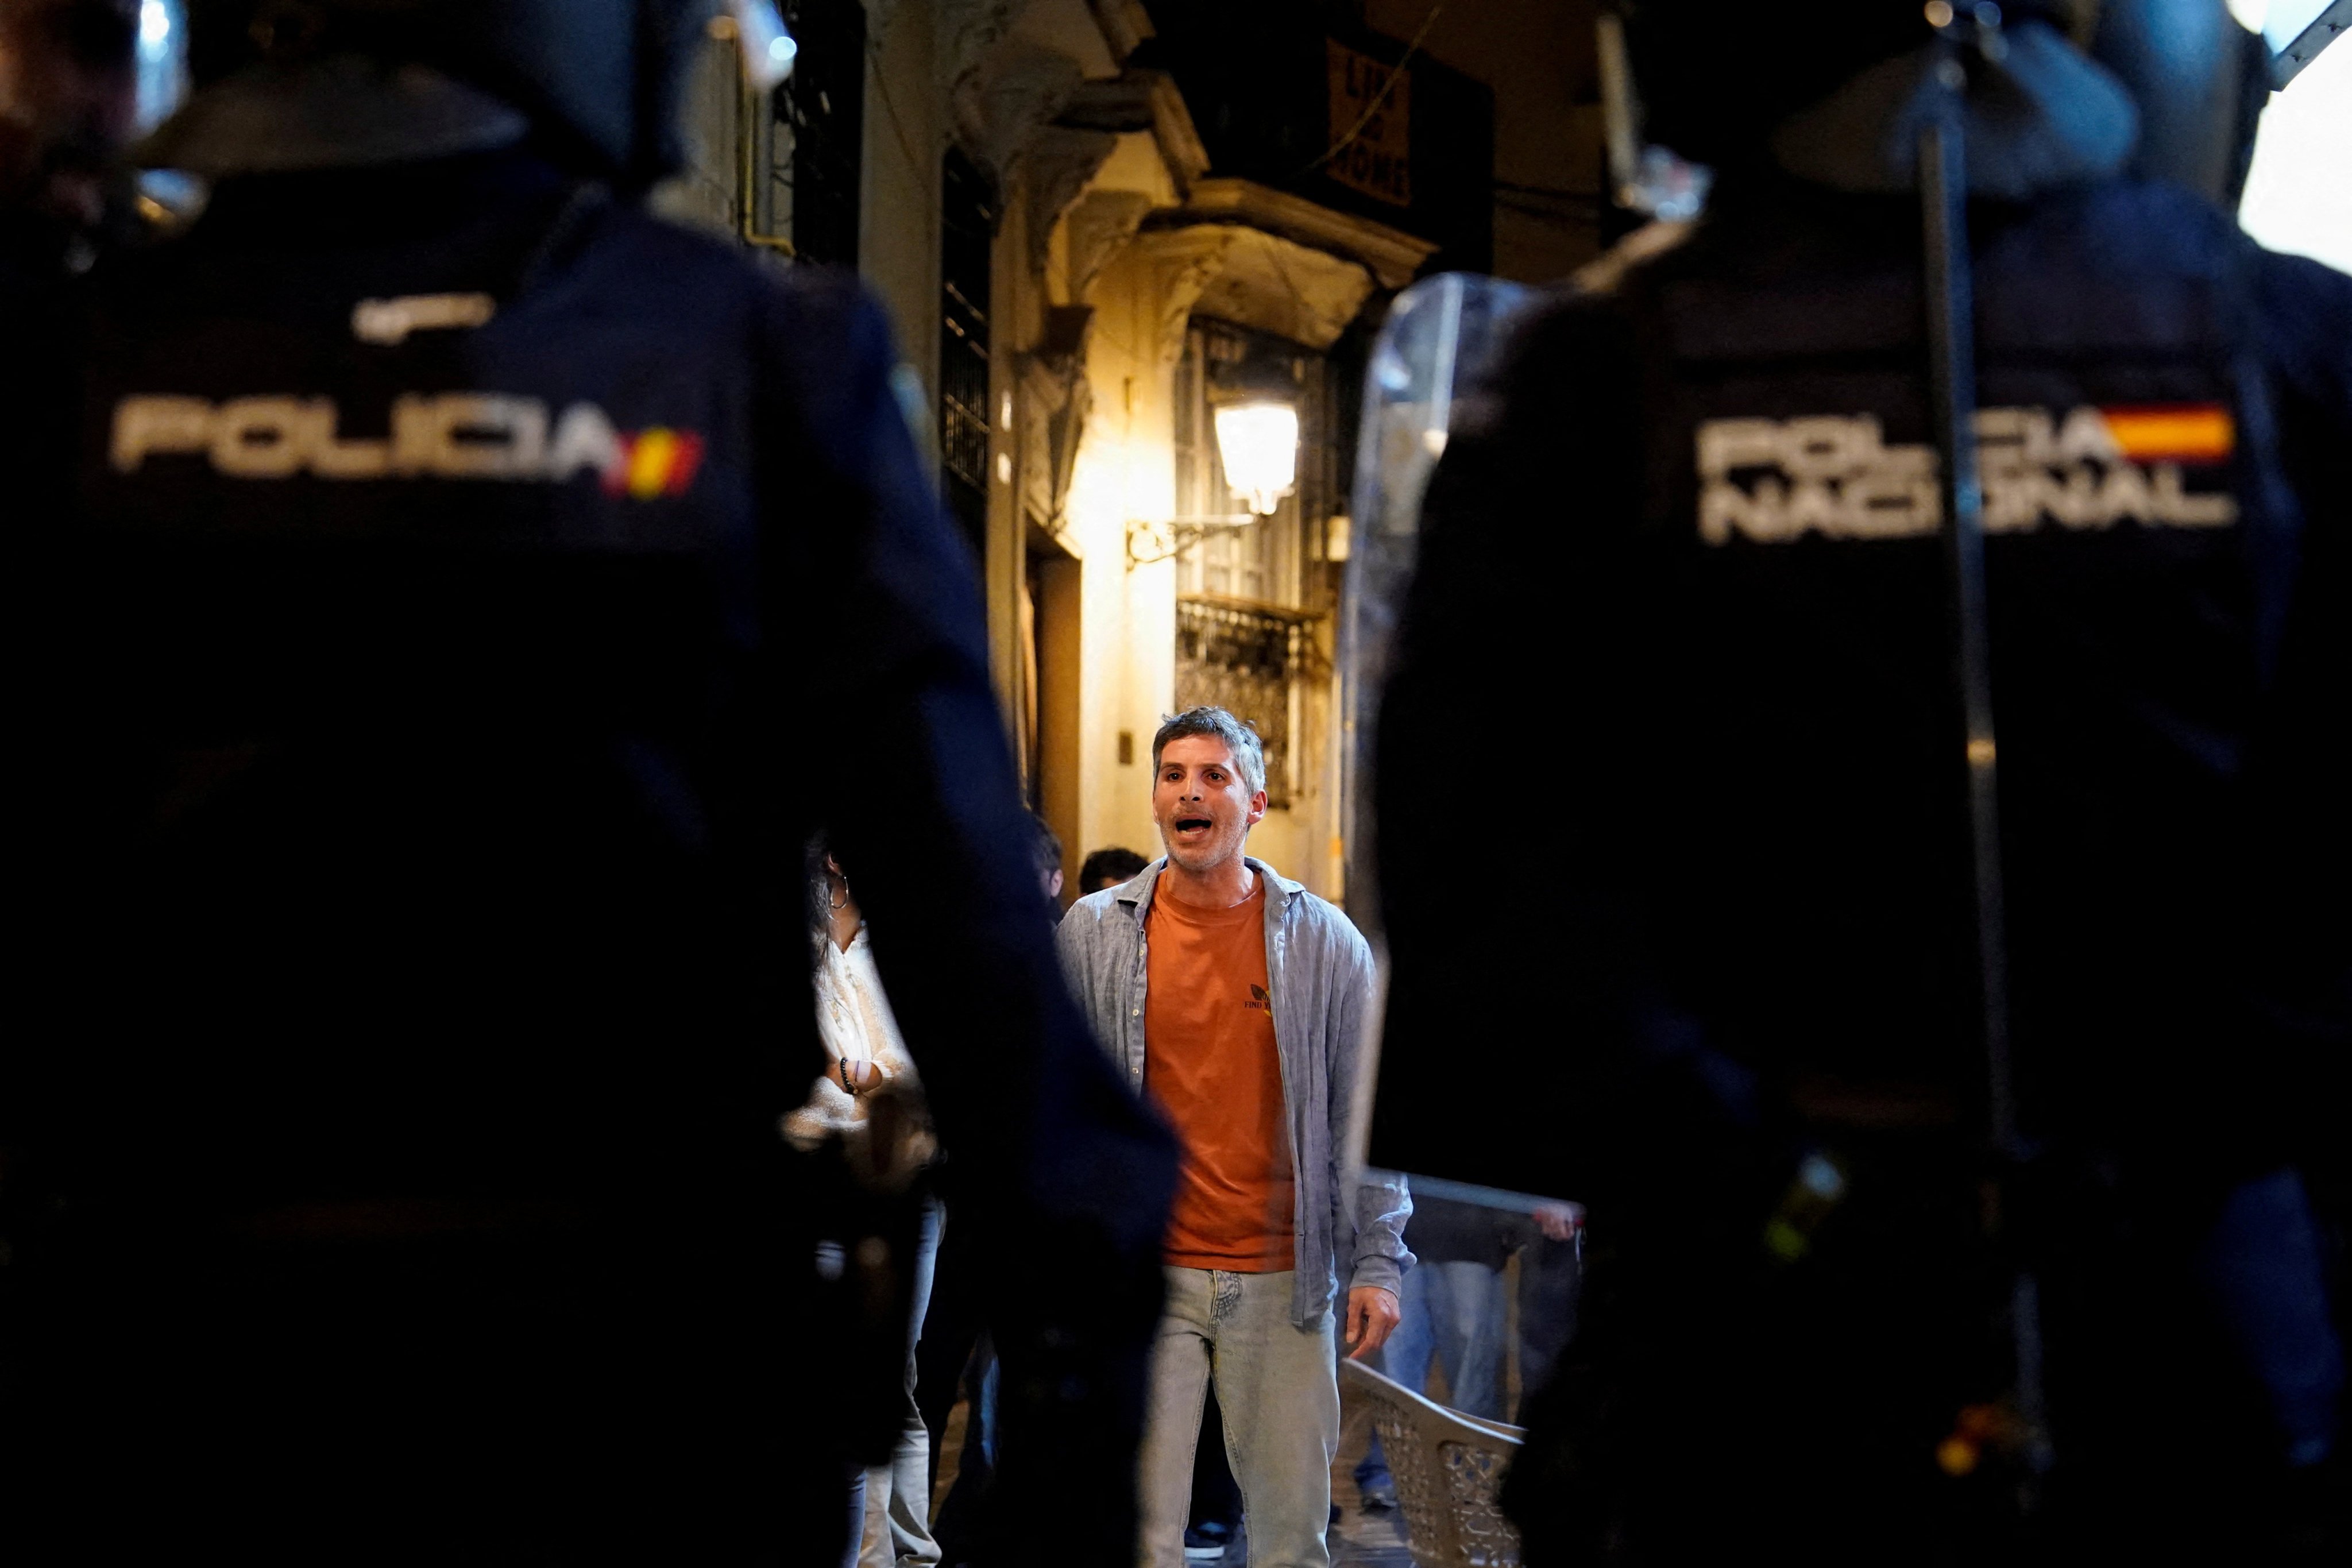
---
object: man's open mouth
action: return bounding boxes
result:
[1173,817,1213,833]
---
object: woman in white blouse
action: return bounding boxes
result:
[786,838,941,1568]
[784,844,929,1152]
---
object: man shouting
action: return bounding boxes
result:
[1059,705,1411,1568]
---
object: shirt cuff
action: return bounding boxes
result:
[1349,1253,1405,1298]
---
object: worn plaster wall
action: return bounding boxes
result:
[860,0,945,403]
[1059,144,1184,882]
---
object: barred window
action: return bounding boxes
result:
[940,146,995,559]
[1172,319,1342,815]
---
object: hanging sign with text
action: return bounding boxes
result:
[1325,38,1412,207]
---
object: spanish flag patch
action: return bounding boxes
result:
[607,427,708,500]
[2094,404,2234,466]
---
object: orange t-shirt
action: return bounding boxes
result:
[1144,875,1296,1272]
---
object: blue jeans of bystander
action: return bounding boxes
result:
[858,1199,943,1568]
[1381,1259,1509,1422]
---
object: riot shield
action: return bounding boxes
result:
[1336,271,1534,1204]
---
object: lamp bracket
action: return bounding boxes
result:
[1125,515,1259,568]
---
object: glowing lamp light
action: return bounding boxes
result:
[730,0,798,89]
[134,1,187,134]
[1214,400,1300,516]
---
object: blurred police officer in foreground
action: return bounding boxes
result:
[0,0,139,283]
[0,3,1175,1561]
[1371,1,2347,1560]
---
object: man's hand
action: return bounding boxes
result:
[1344,1286,1401,1361]
[1533,1202,1585,1243]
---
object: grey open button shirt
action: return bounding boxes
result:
[1056,856,1412,1330]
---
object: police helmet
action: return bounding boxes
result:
[1622,1,2268,206]
[138,0,783,186]
[2088,0,2269,206]
[1616,0,2087,169]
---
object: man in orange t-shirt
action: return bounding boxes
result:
[1056,706,1412,1568]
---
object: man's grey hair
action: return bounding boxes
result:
[1152,705,1267,797]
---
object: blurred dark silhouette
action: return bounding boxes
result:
[0,0,140,275]
[0,4,1175,1562]
[1374,2,2348,1561]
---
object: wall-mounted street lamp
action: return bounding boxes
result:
[1213,399,1301,517]
[1128,390,1303,566]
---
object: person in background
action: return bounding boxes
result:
[916,809,1068,1566]
[1512,1203,1584,1403]
[1059,705,1410,1568]
[1181,1391,1246,1561]
[1079,845,1149,897]
[1030,812,1065,909]
[1353,1198,1582,1511]
[786,835,941,1568]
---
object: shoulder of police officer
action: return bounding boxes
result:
[86,168,883,356]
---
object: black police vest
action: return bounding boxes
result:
[1647,184,2283,1117]
[1375,179,2311,1206]
[32,158,812,1202]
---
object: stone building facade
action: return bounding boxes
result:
[661,0,1604,903]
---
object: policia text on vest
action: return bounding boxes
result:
[1698,402,2236,543]
[109,391,707,497]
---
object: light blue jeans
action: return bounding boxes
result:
[1138,1268,1338,1568]
[1383,1258,1509,1422]
[853,1199,942,1568]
